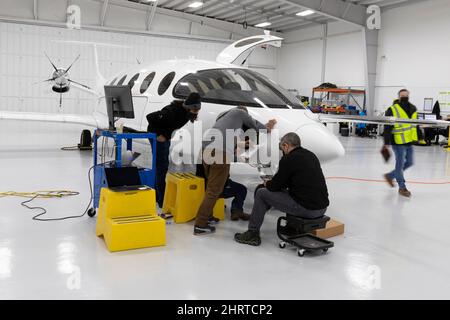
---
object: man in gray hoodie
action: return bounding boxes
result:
[194,106,276,235]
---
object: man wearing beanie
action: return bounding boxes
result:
[146,92,202,208]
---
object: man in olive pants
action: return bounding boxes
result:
[194,107,276,235]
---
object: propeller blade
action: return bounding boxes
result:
[59,86,62,108]
[63,54,81,75]
[33,78,56,85]
[44,52,59,72]
[68,79,92,90]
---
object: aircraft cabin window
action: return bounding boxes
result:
[128,73,140,89]
[173,68,303,109]
[109,77,118,85]
[139,72,156,94]
[158,72,176,96]
[117,75,127,86]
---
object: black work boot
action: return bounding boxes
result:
[234,230,261,246]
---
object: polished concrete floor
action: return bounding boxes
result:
[1,122,450,299]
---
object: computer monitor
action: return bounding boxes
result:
[104,85,135,130]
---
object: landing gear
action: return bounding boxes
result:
[279,242,286,249]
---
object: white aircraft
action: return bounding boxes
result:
[1,34,448,164]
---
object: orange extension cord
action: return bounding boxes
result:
[326,176,450,185]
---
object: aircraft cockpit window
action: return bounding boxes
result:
[140,72,156,94]
[158,72,176,96]
[109,77,118,85]
[128,73,140,89]
[234,38,264,48]
[117,75,127,86]
[173,68,303,109]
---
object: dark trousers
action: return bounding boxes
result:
[248,188,327,233]
[195,158,230,227]
[154,140,170,208]
[222,180,247,212]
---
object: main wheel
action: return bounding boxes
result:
[279,242,286,249]
[297,249,305,257]
[87,208,96,217]
[323,248,329,253]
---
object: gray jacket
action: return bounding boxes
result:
[203,108,266,157]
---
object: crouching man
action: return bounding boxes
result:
[234,132,329,246]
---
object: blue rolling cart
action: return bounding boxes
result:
[87,129,157,217]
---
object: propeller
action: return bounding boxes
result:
[35,53,92,108]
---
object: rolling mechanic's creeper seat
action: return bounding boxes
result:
[277,215,334,257]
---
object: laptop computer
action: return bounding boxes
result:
[104,166,149,192]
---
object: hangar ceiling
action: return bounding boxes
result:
[129,0,428,32]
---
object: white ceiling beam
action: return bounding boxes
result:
[280,21,319,32]
[100,0,109,26]
[33,0,38,20]
[277,0,367,27]
[145,0,158,30]
[163,0,185,9]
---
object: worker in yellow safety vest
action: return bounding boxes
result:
[382,89,420,197]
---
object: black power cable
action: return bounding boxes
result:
[19,162,113,222]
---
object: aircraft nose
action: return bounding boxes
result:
[295,123,345,162]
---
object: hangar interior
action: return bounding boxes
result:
[1,0,450,299]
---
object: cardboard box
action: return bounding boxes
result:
[312,219,344,239]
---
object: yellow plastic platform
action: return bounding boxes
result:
[96,187,165,252]
[162,172,225,223]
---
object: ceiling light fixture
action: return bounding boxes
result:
[188,1,204,8]
[296,9,315,17]
[255,22,271,28]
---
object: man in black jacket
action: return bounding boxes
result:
[235,132,329,246]
[147,92,201,207]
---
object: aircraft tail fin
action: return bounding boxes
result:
[93,44,106,95]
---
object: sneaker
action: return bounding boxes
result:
[384,174,395,188]
[194,224,216,235]
[208,216,220,226]
[399,188,411,197]
[234,230,261,246]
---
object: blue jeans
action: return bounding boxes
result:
[154,140,170,208]
[388,144,414,189]
[221,179,247,212]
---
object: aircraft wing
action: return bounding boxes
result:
[0,111,101,128]
[317,114,450,127]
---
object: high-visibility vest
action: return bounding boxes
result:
[390,104,418,144]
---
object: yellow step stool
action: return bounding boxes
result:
[162,172,225,223]
[96,187,165,252]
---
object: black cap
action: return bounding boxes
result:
[184,92,202,110]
